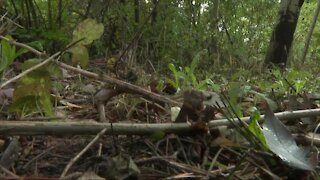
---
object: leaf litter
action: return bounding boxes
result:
[1,65,320,179]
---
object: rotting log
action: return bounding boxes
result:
[0,108,320,136]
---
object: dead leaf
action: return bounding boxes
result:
[81,84,96,94]
[96,154,140,180]
[175,89,220,123]
[0,88,14,105]
[78,170,104,180]
[262,106,317,170]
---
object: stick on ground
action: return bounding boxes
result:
[60,128,107,178]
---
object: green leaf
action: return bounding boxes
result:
[203,79,221,91]
[294,80,305,94]
[72,18,104,45]
[0,49,8,73]
[190,49,206,73]
[69,45,89,68]
[250,90,278,111]
[248,110,268,150]
[165,78,178,89]
[47,63,63,79]
[228,82,241,104]
[9,96,40,117]
[41,30,68,42]
[168,63,177,75]
[149,130,165,141]
[0,35,16,72]
[185,66,197,86]
[10,67,53,117]
[19,58,42,70]
[168,63,179,88]
[15,48,29,58]
[228,83,243,117]
[40,92,54,116]
[27,41,44,52]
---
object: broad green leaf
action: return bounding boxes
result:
[0,35,16,72]
[72,18,104,45]
[27,41,44,51]
[10,68,53,117]
[46,63,63,78]
[39,92,54,116]
[9,96,40,116]
[19,58,42,70]
[21,58,62,79]
[70,45,89,68]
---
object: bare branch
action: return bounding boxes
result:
[0,35,44,56]
[54,60,181,107]
[0,108,319,136]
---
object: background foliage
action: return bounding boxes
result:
[1,0,319,116]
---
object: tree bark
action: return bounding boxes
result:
[265,0,304,67]
[134,0,140,23]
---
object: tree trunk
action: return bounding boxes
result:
[134,0,140,23]
[264,0,304,67]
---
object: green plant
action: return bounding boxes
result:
[271,68,310,95]
[0,35,28,77]
[9,59,61,117]
[166,49,220,92]
[4,18,104,118]
[68,18,104,68]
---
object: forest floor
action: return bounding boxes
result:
[0,59,319,180]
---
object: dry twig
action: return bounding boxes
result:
[60,128,107,177]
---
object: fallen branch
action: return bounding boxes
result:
[1,108,319,136]
[54,60,181,107]
[0,35,43,56]
[209,107,320,127]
